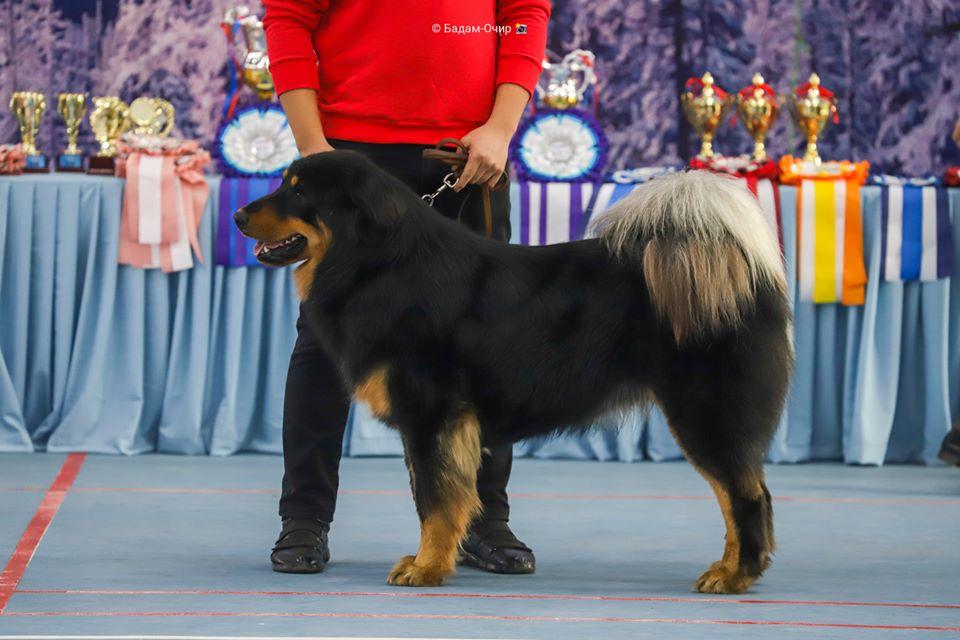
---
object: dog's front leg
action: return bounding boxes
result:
[388,412,482,587]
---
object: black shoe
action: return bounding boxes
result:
[939,427,960,466]
[459,520,535,575]
[271,518,330,574]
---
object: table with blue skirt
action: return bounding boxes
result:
[1,174,957,463]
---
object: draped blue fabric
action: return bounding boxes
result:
[1,176,957,463]
[0,175,299,455]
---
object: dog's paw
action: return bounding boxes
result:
[693,563,755,594]
[386,555,449,587]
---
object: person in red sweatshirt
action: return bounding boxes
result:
[262,0,551,575]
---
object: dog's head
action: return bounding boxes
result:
[233,150,404,268]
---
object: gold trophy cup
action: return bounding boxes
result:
[9,91,49,172]
[736,73,778,162]
[681,72,733,159]
[128,97,175,137]
[88,97,130,174]
[57,93,87,171]
[788,73,837,165]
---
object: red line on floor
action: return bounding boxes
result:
[73,487,278,495]
[0,453,86,615]
[5,610,959,632]
[63,486,960,505]
[517,493,960,505]
[15,588,960,610]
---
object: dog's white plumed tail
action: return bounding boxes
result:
[591,170,785,342]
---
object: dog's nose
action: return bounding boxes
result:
[234,208,249,230]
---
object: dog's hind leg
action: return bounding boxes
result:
[658,399,776,594]
[387,411,483,587]
[690,467,772,594]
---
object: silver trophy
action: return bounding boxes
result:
[537,49,597,110]
[223,5,274,99]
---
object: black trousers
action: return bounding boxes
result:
[278,139,514,524]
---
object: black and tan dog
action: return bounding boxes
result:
[235,151,793,594]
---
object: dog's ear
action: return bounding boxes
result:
[343,160,405,245]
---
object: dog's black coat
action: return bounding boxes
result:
[238,151,794,592]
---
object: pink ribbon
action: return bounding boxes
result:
[117,140,210,273]
[0,144,26,174]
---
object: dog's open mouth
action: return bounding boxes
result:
[253,234,308,265]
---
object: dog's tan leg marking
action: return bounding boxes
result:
[388,412,482,587]
[662,417,761,594]
[354,366,391,420]
[694,478,746,593]
[693,473,767,594]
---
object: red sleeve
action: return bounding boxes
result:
[495,0,552,97]
[262,0,328,96]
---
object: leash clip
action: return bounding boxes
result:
[421,172,459,207]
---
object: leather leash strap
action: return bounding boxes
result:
[422,137,508,239]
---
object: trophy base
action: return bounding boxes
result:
[23,155,50,173]
[57,154,85,172]
[87,155,117,175]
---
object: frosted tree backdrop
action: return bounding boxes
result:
[2,0,959,175]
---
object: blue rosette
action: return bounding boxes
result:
[215,102,299,178]
[509,107,608,182]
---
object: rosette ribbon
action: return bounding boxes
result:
[116,137,211,272]
[0,144,27,174]
[872,175,953,282]
[780,156,869,304]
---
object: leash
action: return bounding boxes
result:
[421,138,508,238]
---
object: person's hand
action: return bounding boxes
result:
[456,121,513,191]
[953,116,960,147]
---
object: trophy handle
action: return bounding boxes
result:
[157,100,176,138]
[573,71,592,104]
[568,50,596,104]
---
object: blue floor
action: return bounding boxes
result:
[1,453,959,638]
